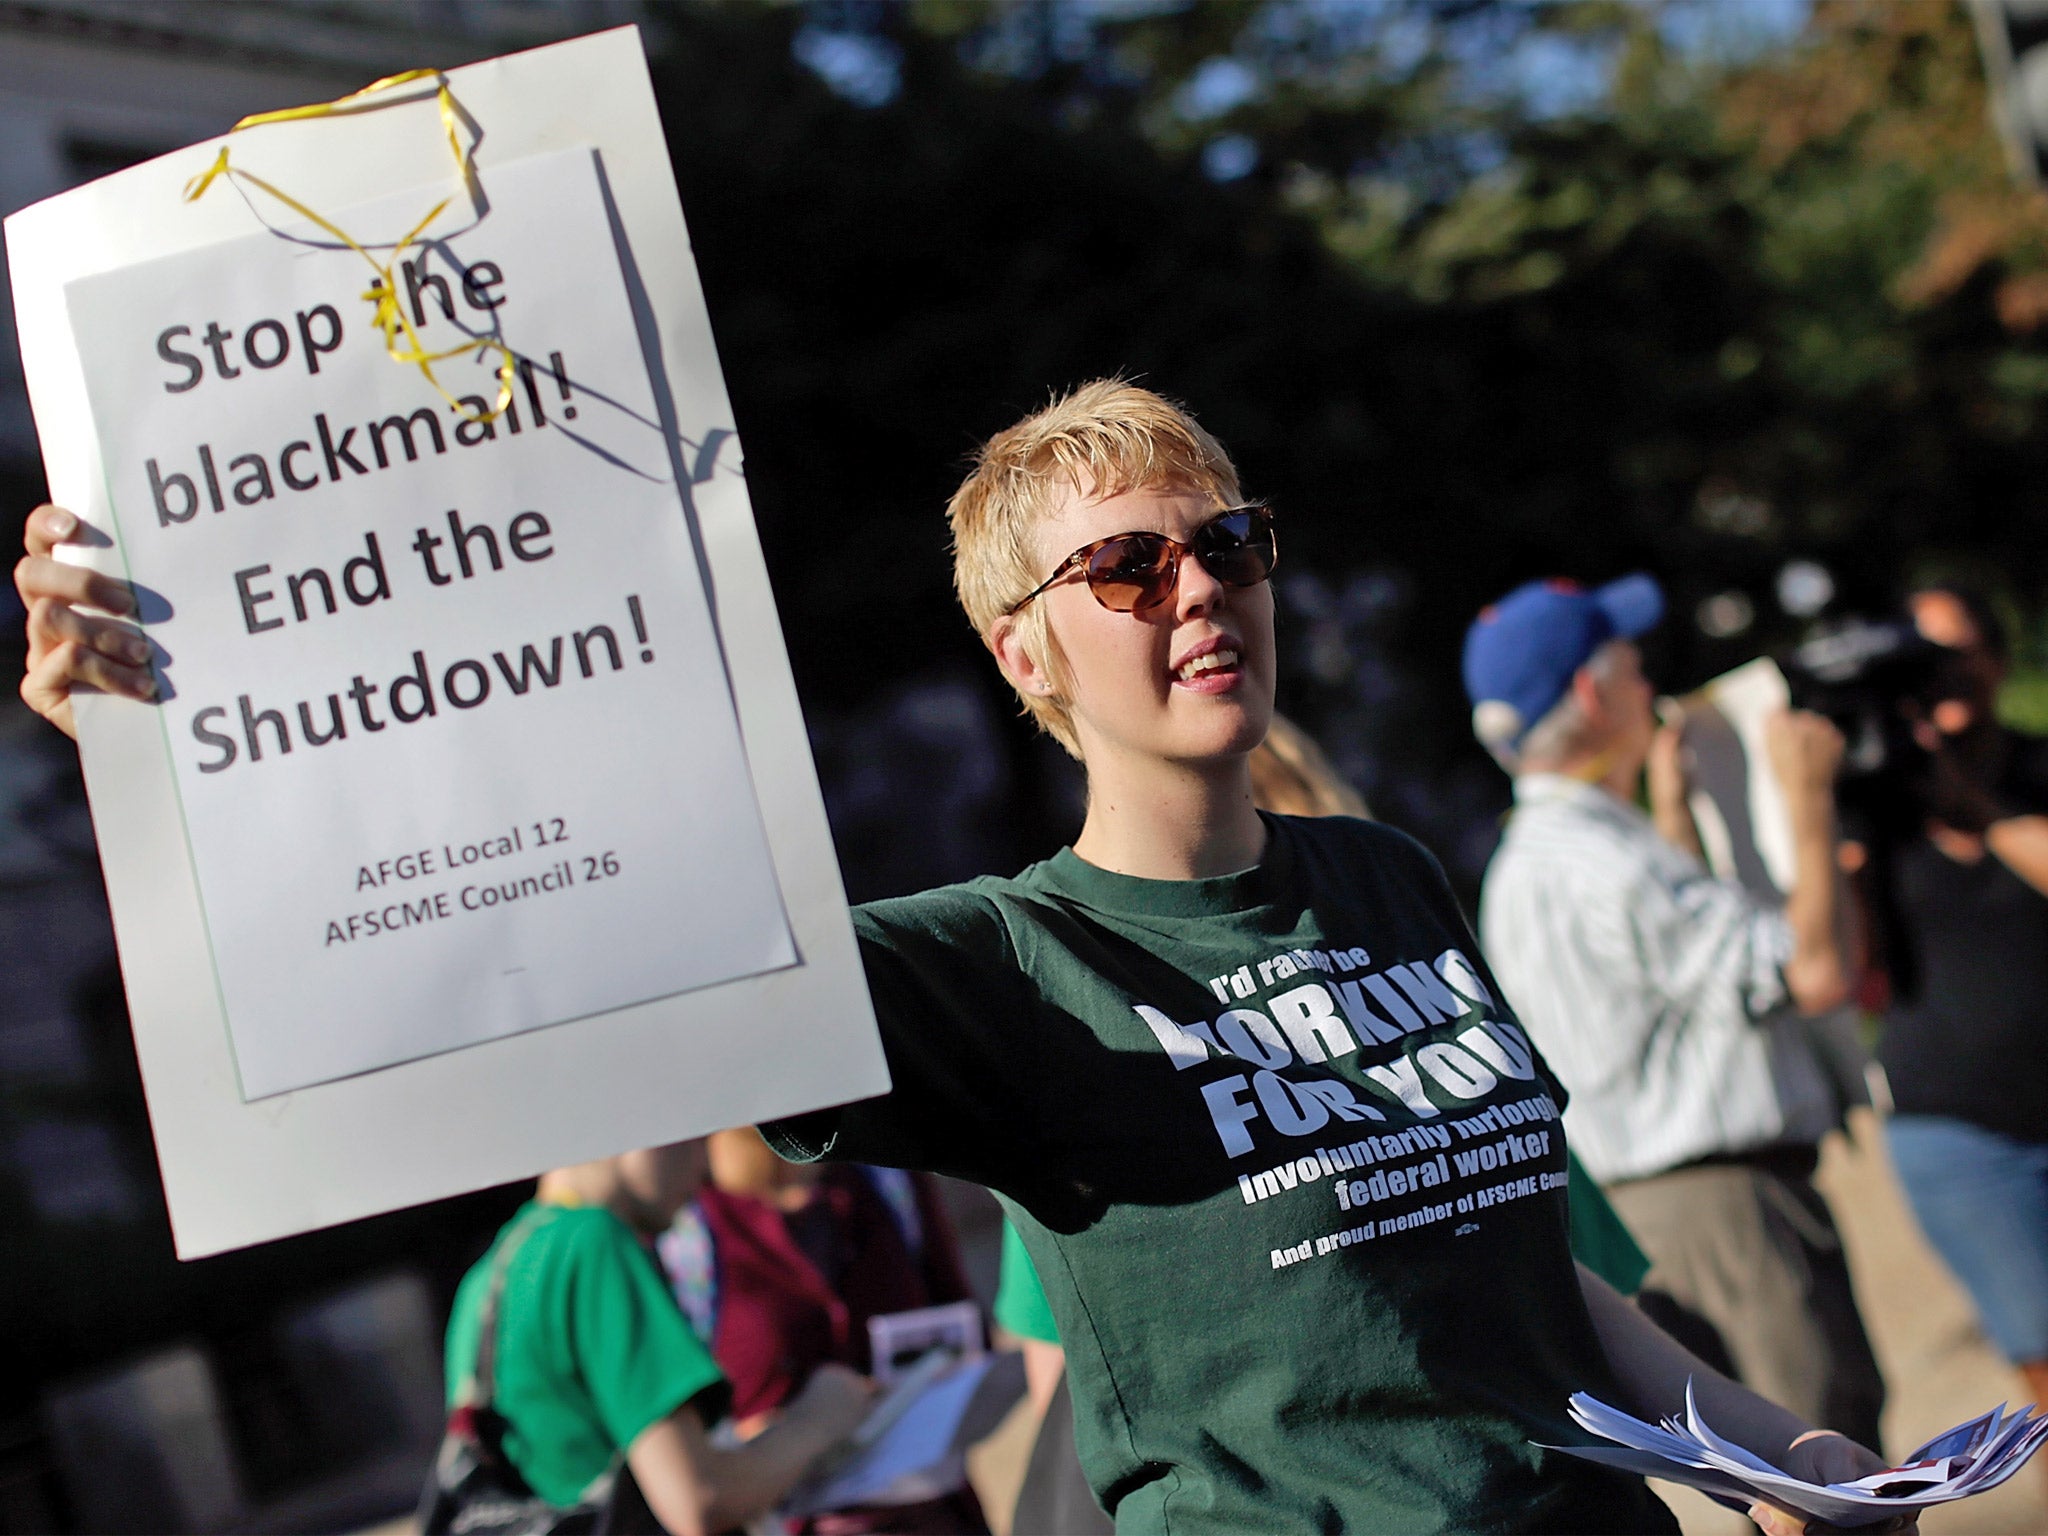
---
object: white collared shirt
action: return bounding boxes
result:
[1478,774,1838,1183]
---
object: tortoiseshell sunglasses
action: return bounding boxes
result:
[1006,506,1277,616]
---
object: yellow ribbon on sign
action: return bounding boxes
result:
[183,69,516,425]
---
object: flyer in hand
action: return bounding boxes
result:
[781,1349,1023,1519]
[1549,1381,2048,1525]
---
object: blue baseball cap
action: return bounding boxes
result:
[1462,574,1664,753]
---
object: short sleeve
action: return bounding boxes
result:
[993,1219,1060,1344]
[570,1217,729,1451]
[763,893,1026,1182]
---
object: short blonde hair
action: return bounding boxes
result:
[948,380,1244,756]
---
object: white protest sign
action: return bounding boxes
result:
[7,29,890,1255]
[66,146,795,1100]
[1678,657,1795,903]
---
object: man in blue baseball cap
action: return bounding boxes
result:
[1465,574,1887,1455]
[1462,574,1665,771]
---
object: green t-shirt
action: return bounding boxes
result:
[996,1148,1652,1347]
[444,1202,729,1507]
[768,814,1674,1535]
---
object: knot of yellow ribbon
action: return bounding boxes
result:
[183,69,515,425]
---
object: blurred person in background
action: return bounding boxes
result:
[436,1141,871,1536]
[1469,576,1885,1452]
[993,1216,1108,1536]
[1243,711,1370,819]
[1863,584,2048,1419]
[660,1127,986,1533]
[22,384,1910,1536]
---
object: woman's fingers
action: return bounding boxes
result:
[16,504,153,740]
[29,595,151,669]
[1747,1501,1915,1536]
[18,504,140,619]
[23,643,115,740]
[29,636,153,703]
[21,631,155,741]
[1749,1502,1803,1536]
[15,550,137,619]
[22,502,79,559]
[19,648,76,739]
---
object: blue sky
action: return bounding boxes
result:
[791,0,1817,127]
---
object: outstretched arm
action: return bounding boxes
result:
[627,1364,872,1536]
[1767,711,1854,1016]
[1913,725,2048,898]
[1986,815,2048,898]
[16,504,153,738]
[1579,1266,1911,1536]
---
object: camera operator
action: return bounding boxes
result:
[1865,584,2048,1418]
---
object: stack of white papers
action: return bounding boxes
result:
[1549,1381,2048,1524]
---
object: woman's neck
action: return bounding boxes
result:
[1071,750,1265,879]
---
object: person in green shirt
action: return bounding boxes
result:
[987,702,1649,1534]
[441,1141,871,1535]
[757,382,1898,1536]
[19,384,1902,1536]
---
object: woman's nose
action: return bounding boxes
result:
[1171,549,1227,620]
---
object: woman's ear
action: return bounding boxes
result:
[989,612,1060,699]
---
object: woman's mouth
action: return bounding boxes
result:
[1173,648,1243,690]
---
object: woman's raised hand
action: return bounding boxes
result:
[15,504,152,739]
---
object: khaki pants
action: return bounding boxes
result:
[1604,1157,1885,1449]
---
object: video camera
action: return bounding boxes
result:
[1781,618,1989,845]
[1781,619,1951,781]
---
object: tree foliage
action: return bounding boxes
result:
[647,0,2048,886]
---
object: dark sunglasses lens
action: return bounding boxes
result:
[1085,534,1177,611]
[1196,511,1276,587]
